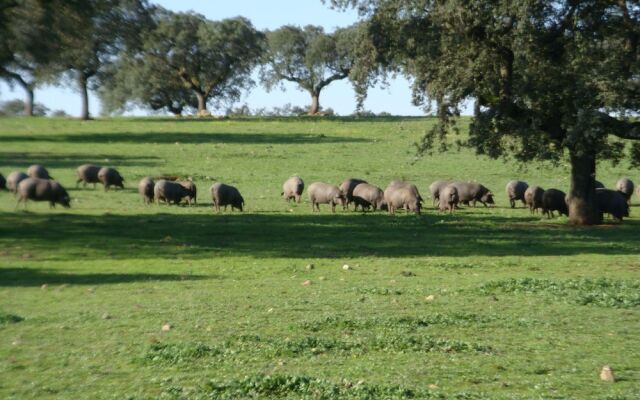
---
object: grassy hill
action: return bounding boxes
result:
[0,116,638,399]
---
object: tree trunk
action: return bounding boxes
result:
[78,72,90,120]
[195,92,207,115]
[566,150,602,225]
[24,86,34,116]
[6,72,35,116]
[309,91,320,115]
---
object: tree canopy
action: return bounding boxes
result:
[261,24,363,114]
[131,9,264,115]
[99,50,197,116]
[49,0,150,120]
[331,0,640,224]
[0,0,74,115]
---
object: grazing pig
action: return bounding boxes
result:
[524,186,544,214]
[352,183,386,211]
[0,173,6,190]
[138,177,155,204]
[541,188,568,218]
[210,182,244,212]
[438,184,459,214]
[429,180,451,206]
[339,178,367,209]
[16,178,70,208]
[308,182,344,213]
[7,171,28,194]
[154,179,190,205]
[505,180,529,208]
[451,182,494,207]
[384,181,422,214]
[76,164,102,188]
[596,188,629,221]
[178,180,197,205]
[615,178,634,204]
[282,176,304,203]
[98,167,124,191]
[27,164,52,179]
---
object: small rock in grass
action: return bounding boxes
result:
[305,264,315,270]
[318,276,326,281]
[600,366,615,382]
[86,287,95,293]
[161,323,172,332]
[401,271,416,277]
[425,295,435,301]
[302,279,312,286]
[428,384,438,389]
[342,264,352,270]
[102,313,112,320]
[41,284,48,290]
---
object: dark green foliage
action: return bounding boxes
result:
[142,342,221,364]
[142,334,491,365]
[299,313,496,332]
[200,374,457,400]
[0,311,24,325]
[480,278,640,308]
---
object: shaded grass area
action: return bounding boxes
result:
[0,131,371,145]
[0,151,161,169]
[0,267,207,286]
[1,212,639,263]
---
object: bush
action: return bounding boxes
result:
[0,99,49,116]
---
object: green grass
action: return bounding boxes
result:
[0,116,639,399]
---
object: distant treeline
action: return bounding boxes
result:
[0,1,370,119]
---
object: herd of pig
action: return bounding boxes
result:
[0,164,635,221]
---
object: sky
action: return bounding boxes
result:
[0,0,433,117]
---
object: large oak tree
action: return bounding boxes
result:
[139,10,264,115]
[0,0,74,116]
[331,0,639,225]
[261,24,363,114]
[51,0,150,120]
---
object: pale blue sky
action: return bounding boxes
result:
[0,0,432,117]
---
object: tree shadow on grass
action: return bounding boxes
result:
[0,212,638,261]
[0,132,372,145]
[0,152,161,170]
[0,267,208,287]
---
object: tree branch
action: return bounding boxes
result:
[0,67,31,90]
[598,112,640,140]
[315,69,350,92]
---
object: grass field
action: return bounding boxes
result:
[1,116,639,399]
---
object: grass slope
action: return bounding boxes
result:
[0,116,639,399]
